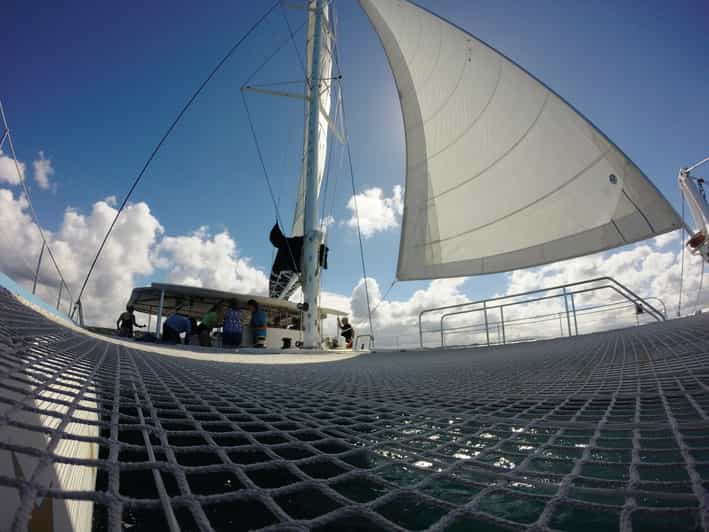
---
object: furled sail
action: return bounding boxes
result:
[360,0,682,280]
[269,223,329,299]
[291,2,334,237]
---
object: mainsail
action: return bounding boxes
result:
[271,1,333,299]
[360,0,682,280]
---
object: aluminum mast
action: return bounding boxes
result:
[301,0,326,348]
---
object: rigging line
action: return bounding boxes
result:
[243,19,308,87]
[0,101,75,305]
[241,91,299,276]
[245,78,344,89]
[240,92,284,225]
[693,261,705,316]
[279,1,308,87]
[333,83,374,337]
[678,191,686,317]
[76,1,281,307]
[318,81,341,236]
[326,88,346,224]
[329,2,373,334]
[271,195,281,264]
[371,280,397,315]
[324,90,344,226]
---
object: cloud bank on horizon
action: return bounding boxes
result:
[0,150,705,346]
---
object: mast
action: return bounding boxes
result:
[302,0,325,348]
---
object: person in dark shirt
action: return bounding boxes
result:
[248,299,267,348]
[162,314,193,344]
[116,305,145,338]
[337,317,355,349]
[222,300,243,348]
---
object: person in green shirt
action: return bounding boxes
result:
[198,304,222,346]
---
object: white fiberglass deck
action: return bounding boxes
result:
[0,287,708,531]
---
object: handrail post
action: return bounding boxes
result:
[32,242,45,295]
[500,306,506,344]
[483,301,490,346]
[418,311,424,349]
[562,287,573,337]
[354,334,374,351]
[570,293,578,335]
[56,282,63,310]
[155,287,165,339]
[440,314,446,347]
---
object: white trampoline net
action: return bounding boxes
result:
[0,287,707,531]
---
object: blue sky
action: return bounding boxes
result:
[4,0,708,306]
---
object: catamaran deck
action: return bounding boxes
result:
[1,286,708,531]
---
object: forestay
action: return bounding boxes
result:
[291,1,334,237]
[360,0,682,280]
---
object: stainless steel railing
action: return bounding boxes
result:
[418,276,666,349]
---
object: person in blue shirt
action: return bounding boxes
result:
[162,314,193,344]
[222,300,243,348]
[248,299,267,348]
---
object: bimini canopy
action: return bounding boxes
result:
[360,0,682,280]
[127,283,345,320]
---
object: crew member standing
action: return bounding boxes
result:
[116,305,145,338]
[337,317,355,349]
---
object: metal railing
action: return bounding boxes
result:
[418,276,666,349]
[354,334,374,351]
[1,100,75,320]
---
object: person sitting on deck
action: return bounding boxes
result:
[198,304,222,347]
[222,299,243,348]
[248,299,267,348]
[338,317,355,349]
[116,305,145,338]
[162,314,192,345]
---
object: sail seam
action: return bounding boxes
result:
[622,189,655,234]
[420,148,611,247]
[397,13,444,105]
[611,220,628,243]
[410,57,503,170]
[426,91,551,203]
[406,35,469,133]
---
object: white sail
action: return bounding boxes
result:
[360,0,682,280]
[292,2,333,236]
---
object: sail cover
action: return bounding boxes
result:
[291,2,334,237]
[360,0,682,280]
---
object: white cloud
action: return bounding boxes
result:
[346,276,470,348]
[32,151,54,190]
[0,189,45,280]
[0,187,163,327]
[153,226,269,296]
[328,233,706,349]
[56,198,163,322]
[496,234,706,342]
[0,149,25,186]
[346,185,403,238]
[0,155,701,350]
[3,180,702,347]
[652,230,679,249]
[0,178,270,329]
